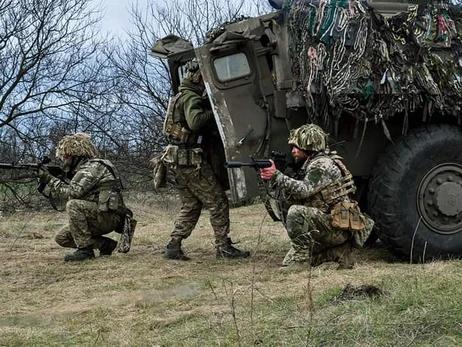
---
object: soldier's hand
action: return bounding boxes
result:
[38,167,52,185]
[260,159,277,181]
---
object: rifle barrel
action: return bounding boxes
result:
[224,161,251,168]
[0,163,39,170]
[0,163,63,175]
[224,160,272,169]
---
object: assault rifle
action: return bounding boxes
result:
[224,151,290,223]
[0,156,64,194]
[224,151,288,170]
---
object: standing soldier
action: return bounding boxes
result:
[260,124,374,269]
[38,133,135,261]
[160,60,250,260]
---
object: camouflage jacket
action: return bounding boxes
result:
[272,152,350,214]
[49,158,122,203]
[173,78,214,147]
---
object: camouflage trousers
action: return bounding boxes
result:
[55,199,121,249]
[283,205,352,265]
[167,162,230,246]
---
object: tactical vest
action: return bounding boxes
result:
[90,159,123,192]
[273,152,356,224]
[303,153,356,212]
[89,159,125,213]
[163,92,191,144]
[320,155,356,204]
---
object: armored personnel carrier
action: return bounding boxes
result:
[152,0,462,262]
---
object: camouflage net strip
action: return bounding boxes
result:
[287,0,462,129]
[56,133,99,158]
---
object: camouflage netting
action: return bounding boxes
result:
[287,0,462,131]
[56,133,99,159]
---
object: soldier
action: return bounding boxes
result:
[160,60,250,260]
[38,133,134,261]
[260,124,374,269]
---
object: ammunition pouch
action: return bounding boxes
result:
[98,190,122,212]
[165,122,191,144]
[331,201,366,232]
[151,154,167,189]
[161,145,203,167]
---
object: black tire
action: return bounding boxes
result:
[364,228,379,246]
[368,124,462,262]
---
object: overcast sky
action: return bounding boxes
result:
[98,0,148,37]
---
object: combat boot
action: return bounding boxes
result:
[99,237,118,256]
[63,246,95,262]
[163,238,190,261]
[216,238,250,259]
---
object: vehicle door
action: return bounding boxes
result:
[196,31,277,205]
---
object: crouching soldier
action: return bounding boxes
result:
[38,133,136,262]
[260,124,374,269]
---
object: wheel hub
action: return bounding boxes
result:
[435,182,462,216]
[417,163,462,234]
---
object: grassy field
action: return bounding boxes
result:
[1,193,462,346]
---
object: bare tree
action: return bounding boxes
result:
[0,0,274,210]
[0,0,120,210]
[0,0,117,157]
[104,0,272,182]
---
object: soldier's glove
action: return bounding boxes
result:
[38,167,53,185]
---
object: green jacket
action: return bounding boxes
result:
[174,78,214,133]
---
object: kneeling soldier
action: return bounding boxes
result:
[260,124,374,269]
[39,133,135,261]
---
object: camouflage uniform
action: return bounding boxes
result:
[50,159,124,250]
[270,124,374,268]
[167,164,230,245]
[161,69,249,260]
[39,133,132,261]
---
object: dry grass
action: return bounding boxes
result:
[1,193,462,346]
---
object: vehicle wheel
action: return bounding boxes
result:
[368,124,462,262]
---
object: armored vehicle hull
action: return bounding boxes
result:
[152,0,462,262]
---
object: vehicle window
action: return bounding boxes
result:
[213,53,251,82]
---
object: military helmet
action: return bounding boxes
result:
[185,59,202,83]
[55,133,99,159]
[288,124,327,151]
